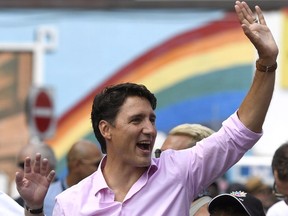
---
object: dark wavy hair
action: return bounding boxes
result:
[91,82,157,154]
[272,142,288,181]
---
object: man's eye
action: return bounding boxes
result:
[131,118,141,123]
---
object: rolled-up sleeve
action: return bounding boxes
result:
[188,111,262,196]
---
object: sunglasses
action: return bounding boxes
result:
[273,181,288,204]
[154,149,162,158]
[17,161,25,169]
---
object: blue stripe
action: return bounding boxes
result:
[155,91,247,133]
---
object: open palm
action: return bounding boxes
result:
[15,153,55,208]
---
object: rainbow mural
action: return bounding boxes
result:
[47,12,255,177]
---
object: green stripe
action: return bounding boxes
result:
[155,65,253,109]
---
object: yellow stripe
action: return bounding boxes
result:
[117,28,245,84]
[138,41,254,92]
[281,10,288,88]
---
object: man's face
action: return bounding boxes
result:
[107,96,157,167]
[161,134,193,151]
[274,170,288,204]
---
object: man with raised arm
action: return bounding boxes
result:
[17,1,278,215]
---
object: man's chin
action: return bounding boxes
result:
[137,158,151,168]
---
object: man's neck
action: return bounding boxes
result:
[102,157,148,202]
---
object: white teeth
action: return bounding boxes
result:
[138,141,150,145]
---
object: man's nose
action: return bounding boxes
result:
[142,121,156,135]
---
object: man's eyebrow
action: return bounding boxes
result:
[128,113,156,120]
[130,113,144,118]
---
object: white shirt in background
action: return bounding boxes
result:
[266,200,288,216]
[0,191,23,215]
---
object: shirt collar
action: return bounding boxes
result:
[93,155,159,195]
[93,155,109,195]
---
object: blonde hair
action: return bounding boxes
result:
[169,124,215,145]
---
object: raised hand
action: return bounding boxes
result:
[15,153,55,210]
[235,1,278,64]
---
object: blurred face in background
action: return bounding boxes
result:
[273,170,288,205]
[161,134,193,151]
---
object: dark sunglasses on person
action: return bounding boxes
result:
[155,149,162,158]
[17,161,25,169]
[273,181,288,205]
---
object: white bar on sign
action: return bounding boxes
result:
[33,108,53,117]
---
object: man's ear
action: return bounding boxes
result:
[99,120,112,140]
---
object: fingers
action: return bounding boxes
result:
[235,1,263,26]
[235,1,248,25]
[40,158,49,176]
[25,153,50,177]
[33,153,42,173]
[255,5,266,25]
[24,157,32,174]
[241,1,256,24]
[32,153,49,175]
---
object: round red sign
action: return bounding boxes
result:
[28,87,55,139]
[33,90,53,133]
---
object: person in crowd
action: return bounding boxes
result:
[44,139,103,216]
[226,182,247,193]
[190,195,213,216]
[65,139,103,188]
[245,176,277,213]
[14,139,58,207]
[0,191,23,215]
[266,142,288,215]
[208,191,266,216]
[16,1,278,215]
[159,123,215,215]
[159,123,215,153]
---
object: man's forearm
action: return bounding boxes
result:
[237,61,276,133]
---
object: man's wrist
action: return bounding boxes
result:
[24,204,43,215]
[256,59,277,73]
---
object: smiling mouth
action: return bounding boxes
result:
[137,142,151,151]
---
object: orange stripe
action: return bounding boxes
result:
[117,28,245,83]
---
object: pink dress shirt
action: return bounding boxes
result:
[53,112,262,216]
